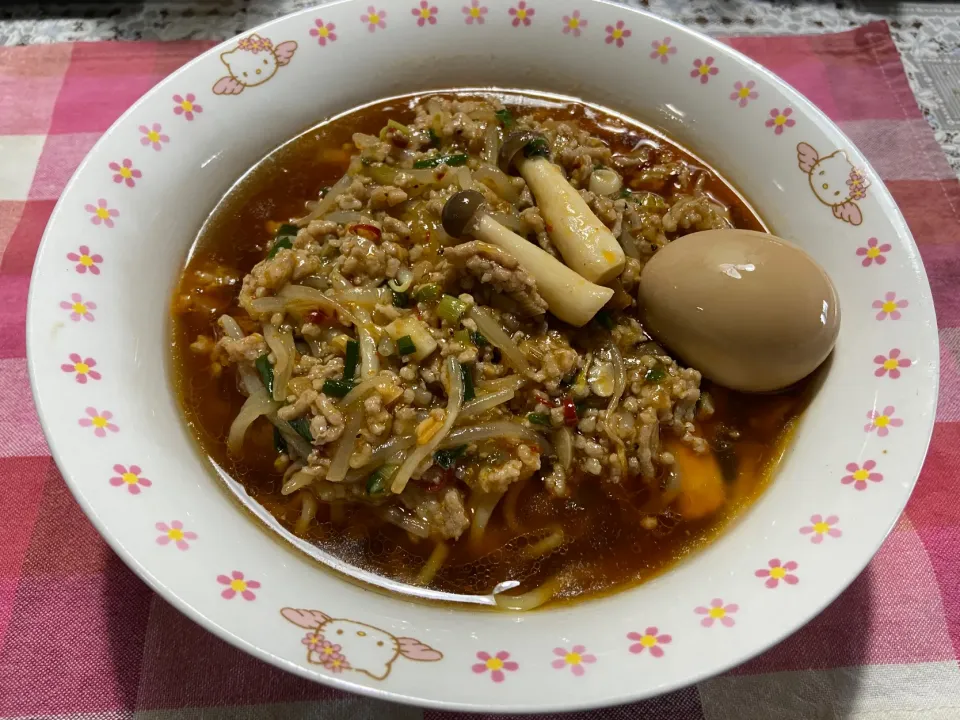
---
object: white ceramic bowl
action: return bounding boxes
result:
[27,0,938,711]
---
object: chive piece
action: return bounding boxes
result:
[413,153,469,169]
[427,128,440,146]
[266,237,292,260]
[322,378,355,398]
[267,223,298,259]
[594,310,615,331]
[319,186,330,198]
[460,364,475,402]
[397,335,417,356]
[434,445,467,470]
[392,290,409,308]
[619,188,633,199]
[523,137,551,159]
[495,108,514,128]
[470,331,489,347]
[367,464,399,495]
[255,355,274,395]
[453,329,472,345]
[273,426,287,454]
[343,339,359,380]
[437,294,468,323]
[414,283,440,303]
[527,412,552,427]
[645,366,667,383]
[289,417,313,443]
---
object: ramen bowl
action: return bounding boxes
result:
[27,0,938,711]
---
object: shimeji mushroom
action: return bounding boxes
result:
[441,190,613,327]
[499,131,625,284]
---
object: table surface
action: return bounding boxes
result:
[2,3,959,719]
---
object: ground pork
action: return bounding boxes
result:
[442,241,547,316]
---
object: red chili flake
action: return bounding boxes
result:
[562,396,579,426]
[349,223,382,242]
[305,308,331,325]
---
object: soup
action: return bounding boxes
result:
[171,91,811,609]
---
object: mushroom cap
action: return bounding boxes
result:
[498,130,549,174]
[441,190,486,238]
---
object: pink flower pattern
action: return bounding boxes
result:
[551,645,597,676]
[412,0,438,25]
[310,18,337,45]
[85,198,118,228]
[605,20,631,48]
[627,628,672,657]
[873,291,908,321]
[842,460,883,491]
[173,93,202,121]
[463,0,487,24]
[874,348,912,379]
[109,464,150,494]
[509,1,534,27]
[61,353,101,383]
[857,236,891,267]
[109,158,142,188]
[650,37,677,63]
[60,293,96,322]
[217,571,261,601]
[66,245,102,275]
[302,631,326,651]
[865,406,903,437]
[691,57,719,84]
[695,598,738,627]
[847,168,868,200]
[138,123,169,151]
[800,514,842,544]
[562,10,586,36]
[156,520,197,550]
[361,6,387,31]
[755,558,799,588]
[310,636,351,672]
[79,407,118,437]
[472,650,519,682]
[766,107,796,134]
[730,80,758,107]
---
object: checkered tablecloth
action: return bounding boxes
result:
[1,19,959,720]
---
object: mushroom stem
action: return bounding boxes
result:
[471,213,613,326]
[516,155,625,284]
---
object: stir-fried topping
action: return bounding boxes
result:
[175,93,799,608]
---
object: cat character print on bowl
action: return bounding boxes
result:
[797,141,870,225]
[281,608,443,680]
[212,34,298,95]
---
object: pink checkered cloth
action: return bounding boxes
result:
[1,20,957,719]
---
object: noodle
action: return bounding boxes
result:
[526,527,564,558]
[327,403,366,482]
[502,475,529,531]
[228,388,281,455]
[282,468,316,496]
[294,489,318,534]
[391,357,465,494]
[263,323,295,401]
[469,306,530,374]
[459,388,515,420]
[493,576,563,611]
[441,421,553,455]
[468,489,506,546]
[416,542,449,585]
